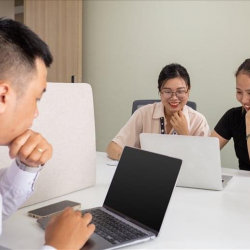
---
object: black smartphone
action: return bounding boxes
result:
[27,200,81,219]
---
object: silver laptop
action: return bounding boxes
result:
[140,133,233,191]
[37,146,182,250]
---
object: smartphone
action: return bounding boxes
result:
[28,200,81,219]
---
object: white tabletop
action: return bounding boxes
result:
[0,152,250,249]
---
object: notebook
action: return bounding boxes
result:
[140,133,233,191]
[37,146,182,250]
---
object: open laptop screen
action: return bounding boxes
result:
[103,147,181,235]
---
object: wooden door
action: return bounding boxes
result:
[24,0,82,83]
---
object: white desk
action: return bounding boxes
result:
[1,152,250,249]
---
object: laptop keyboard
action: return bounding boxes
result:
[82,208,148,245]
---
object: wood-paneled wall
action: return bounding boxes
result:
[24,0,82,83]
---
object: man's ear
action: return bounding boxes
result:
[0,83,11,113]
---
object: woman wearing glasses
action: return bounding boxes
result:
[107,63,210,160]
[211,59,250,171]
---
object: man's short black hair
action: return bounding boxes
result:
[0,18,53,93]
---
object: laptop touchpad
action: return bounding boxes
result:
[81,233,113,250]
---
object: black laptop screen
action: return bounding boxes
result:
[103,146,181,235]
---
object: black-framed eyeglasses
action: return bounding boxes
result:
[160,89,188,100]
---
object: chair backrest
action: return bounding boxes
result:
[0,82,96,207]
[132,99,197,115]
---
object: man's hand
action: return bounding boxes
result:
[170,110,189,135]
[8,129,53,167]
[45,207,95,249]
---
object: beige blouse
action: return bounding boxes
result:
[112,102,210,149]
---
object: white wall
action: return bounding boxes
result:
[0,0,14,19]
[83,0,250,169]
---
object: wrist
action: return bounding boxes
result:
[178,129,189,136]
[246,121,250,127]
[16,158,43,173]
[245,115,250,125]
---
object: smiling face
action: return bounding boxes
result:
[0,58,47,145]
[160,77,190,116]
[236,73,250,112]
